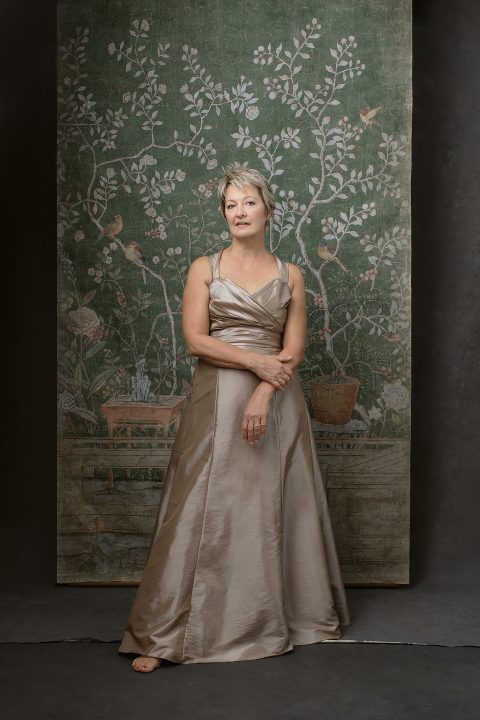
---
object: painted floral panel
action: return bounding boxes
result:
[57,0,411,584]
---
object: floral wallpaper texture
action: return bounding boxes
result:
[57,0,411,584]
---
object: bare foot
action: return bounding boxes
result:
[132,655,163,672]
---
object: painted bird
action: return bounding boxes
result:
[318,244,348,272]
[96,215,123,242]
[124,242,147,284]
[384,332,400,343]
[359,106,382,129]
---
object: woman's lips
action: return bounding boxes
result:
[236,222,249,225]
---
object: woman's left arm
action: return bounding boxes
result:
[252,264,307,396]
[242,265,307,442]
[277,263,307,371]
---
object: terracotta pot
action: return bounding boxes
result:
[310,375,360,425]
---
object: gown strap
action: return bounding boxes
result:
[208,249,222,281]
[275,255,289,283]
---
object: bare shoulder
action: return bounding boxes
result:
[286,263,305,292]
[187,255,212,284]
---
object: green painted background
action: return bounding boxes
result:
[57,0,411,583]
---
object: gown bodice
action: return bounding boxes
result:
[208,248,291,354]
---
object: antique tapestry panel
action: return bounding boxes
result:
[57,0,412,584]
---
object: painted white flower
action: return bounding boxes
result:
[166,247,174,256]
[220,231,230,241]
[154,221,167,239]
[245,105,259,120]
[180,84,188,93]
[145,206,157,217]
[68,306,101,339]
[367,406,382,421]
[140,19,150,31]
[122,92,131,104]
[107,42,115,55]
[206,159,218,170]
[153,256,160,264]
[175,247,181,254]
[105,256,112,264]
[381,380,409,412]
[88,267,96,276]
[109,241,117,251]
[175,169,185,181]
[102,245,110,255]
[158,83,167,94]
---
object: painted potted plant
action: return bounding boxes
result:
[310,371,360,425]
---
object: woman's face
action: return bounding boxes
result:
[224,183,270,239]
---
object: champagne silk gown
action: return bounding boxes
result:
[118,248,351,664]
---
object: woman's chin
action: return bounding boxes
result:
[232,227,261,240]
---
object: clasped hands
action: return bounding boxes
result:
[242,350,293,444]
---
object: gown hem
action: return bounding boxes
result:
[118,620,349,665]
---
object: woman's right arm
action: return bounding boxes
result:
[182,257,293,390]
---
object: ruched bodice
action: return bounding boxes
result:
[208,249,291,354]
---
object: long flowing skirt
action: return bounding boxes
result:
[118,359,351,664]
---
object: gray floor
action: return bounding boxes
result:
[1,641,479,720]
[2,580,479,719]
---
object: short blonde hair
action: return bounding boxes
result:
[217,165,275,222]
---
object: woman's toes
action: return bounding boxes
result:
[141,658,161,672]
[132,656,162,672]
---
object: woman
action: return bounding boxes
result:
[118,166,351,672]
